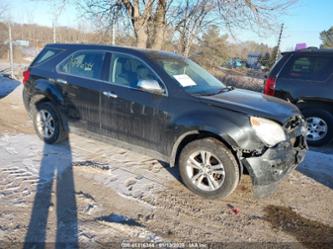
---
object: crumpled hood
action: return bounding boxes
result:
[198,88,300,124]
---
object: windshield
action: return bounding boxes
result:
[152,55,226,95]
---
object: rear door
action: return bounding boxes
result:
[56,50,107,133]
[99,52,168,151]
[276,54,333,102]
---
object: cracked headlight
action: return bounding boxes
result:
[250,117,286,147]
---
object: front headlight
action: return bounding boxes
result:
[250,117,286,146]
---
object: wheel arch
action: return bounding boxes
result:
[169,130,243,179]
[29,94,51,109]
[29,79,65,109]
[29,94,69,133]
[297,99,333,113]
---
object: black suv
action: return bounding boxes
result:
[264,48,333,146]
[23,44,307,198]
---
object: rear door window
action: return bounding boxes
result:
[58,51,106,80]
[281,55,333,81]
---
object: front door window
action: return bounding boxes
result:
[109,54,162,90]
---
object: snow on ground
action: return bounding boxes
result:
[0,133,165,205]
[0,134,81,206]
[0,76,20,98]
[0,134,163,243]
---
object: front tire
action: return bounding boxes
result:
[179,138,240,199]
[302,108,333,146]
[32,102,68,144]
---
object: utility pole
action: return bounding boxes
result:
[111,22,116,45]
[274,23,284,63]
[8,22,14,79]
[51,0,67,44]
[111,14,118,45]
[52,21,56,43]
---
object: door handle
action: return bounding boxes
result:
[103,91,118,98]
[56,78,68,84]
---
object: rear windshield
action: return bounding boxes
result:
[31,48,62,66]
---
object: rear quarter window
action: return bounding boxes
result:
[31,48,62,66]
[280,55,333,81]
[270,54,291,76]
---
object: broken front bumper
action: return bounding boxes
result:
[241,135,308,198]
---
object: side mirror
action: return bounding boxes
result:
[137,79,164,95]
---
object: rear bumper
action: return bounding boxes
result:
[241,135,307,198]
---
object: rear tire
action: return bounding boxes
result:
[178,138,239,199]
[32,102,68,144]
[302,108,333,146]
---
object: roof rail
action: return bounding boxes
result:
[283,47,333,55]
[296,46,318,52]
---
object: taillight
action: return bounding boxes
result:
[22,70,30,85]
[264,76,276,96]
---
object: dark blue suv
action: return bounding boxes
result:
[265,48,333,146]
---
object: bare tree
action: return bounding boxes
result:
[173,0,296,56]
[215,0,296,33]
[80,0,171,48]
[172,0,215,56]
[0,2,8,20]
[148,0,168,49]
[78,0,297,50]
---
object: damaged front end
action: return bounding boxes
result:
[240,115,308,198]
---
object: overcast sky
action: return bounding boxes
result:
[5,0,333,51]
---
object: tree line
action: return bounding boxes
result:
[0,20,276,69]
[0,0,300,69]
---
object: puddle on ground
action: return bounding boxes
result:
[264,205,333,249]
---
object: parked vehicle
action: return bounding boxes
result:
[23,44,307,198]
[0,67,13,80]
[264,48,333,146]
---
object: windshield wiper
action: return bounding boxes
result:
[215,86,234,94]
[197,86,234,96]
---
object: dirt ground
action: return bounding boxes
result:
[0,86,332,249]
